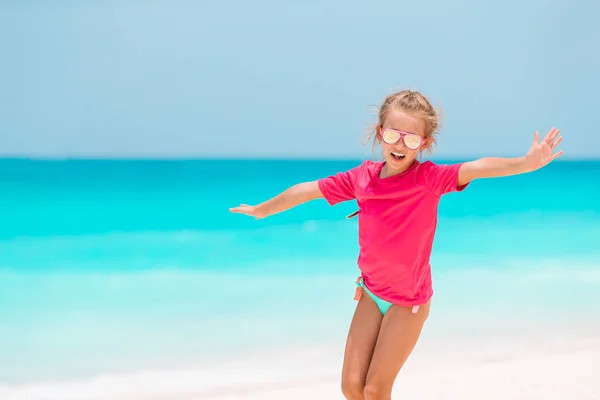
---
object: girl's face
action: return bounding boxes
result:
[378,110,430,176]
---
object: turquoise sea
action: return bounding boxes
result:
[1,158,600,387]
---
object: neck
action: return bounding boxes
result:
[380,160,416,178]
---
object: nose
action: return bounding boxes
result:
[393,139,406,150]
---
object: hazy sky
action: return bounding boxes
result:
[1,0,598,159]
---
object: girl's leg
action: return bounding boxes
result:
[340,292,384,400]
[363,301,431,400]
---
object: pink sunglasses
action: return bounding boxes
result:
[379,128,424,150]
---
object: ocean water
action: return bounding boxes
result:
[1,158,600,392]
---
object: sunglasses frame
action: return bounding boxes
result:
[379,127,425,150]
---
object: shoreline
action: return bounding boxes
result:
[2,329,599,400]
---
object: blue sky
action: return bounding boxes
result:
[1,0,598,159]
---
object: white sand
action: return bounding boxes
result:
[214,349,600,400]
[2,332,599,400]
[212,349,600,400]
[213,333,600,400]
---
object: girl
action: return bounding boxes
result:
[229,90,563,400]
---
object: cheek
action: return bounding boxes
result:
[380,142,394,153]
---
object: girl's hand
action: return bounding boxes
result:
[229,204,266,219]
[524,127,563,171]
[457,128,564,185]
[228,181,323,220]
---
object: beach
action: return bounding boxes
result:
[3,0,600,396]
[2,322,599,399]
[1,159,599,399]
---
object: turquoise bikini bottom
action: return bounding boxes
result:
[356,277,393,314]
[355,277,421,315]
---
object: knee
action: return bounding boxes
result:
[363,381,393,400]
[341,376,365,400]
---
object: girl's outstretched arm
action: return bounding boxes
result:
[457,127,563,187]
[229,181,323,219]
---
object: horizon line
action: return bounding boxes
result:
[0,155,597,162]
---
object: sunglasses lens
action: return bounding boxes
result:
[381,129,400,144]
[404,134,422,150]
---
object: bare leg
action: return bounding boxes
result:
[363,301,431,400]
[340,292,384,400]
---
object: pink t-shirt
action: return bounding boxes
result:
[318,159,468,307]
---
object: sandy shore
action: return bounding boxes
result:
[2,331,599,400]
[214,349,600,400]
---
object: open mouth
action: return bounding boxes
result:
[391,152,405,161]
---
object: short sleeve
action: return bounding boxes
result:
[317,165,361,206]
[422,162,469,197]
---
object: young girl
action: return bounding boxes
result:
[229,90,563,400]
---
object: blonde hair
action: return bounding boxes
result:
[364,89,442,157]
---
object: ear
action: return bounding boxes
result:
[420,136,433,151]
[375,124,383,141]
